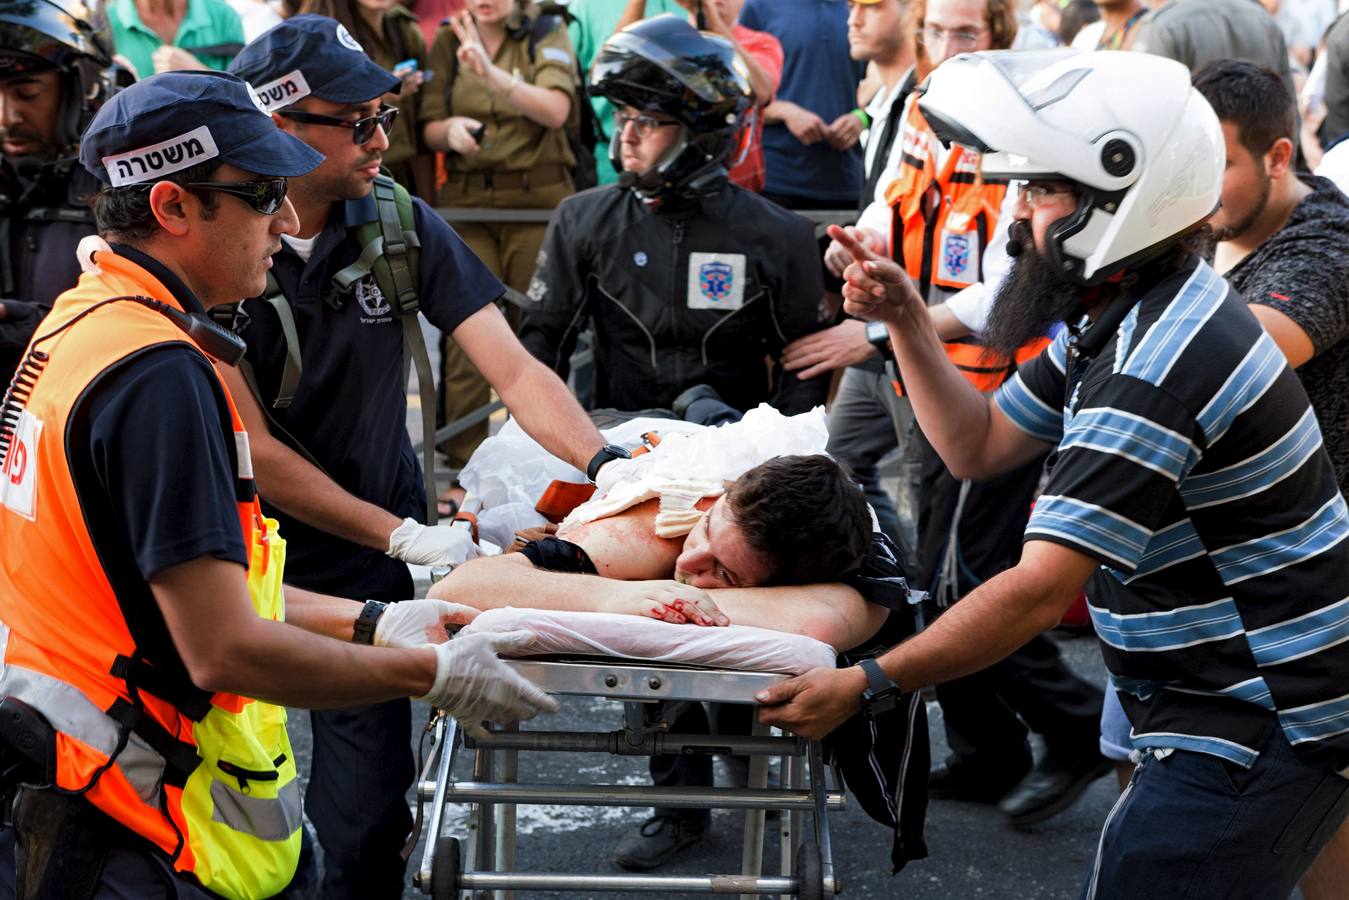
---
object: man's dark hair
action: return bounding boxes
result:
[724,454,872,586]
[1057,0,1100,46]
[1192,60,1296,158]
[90,160,221,240]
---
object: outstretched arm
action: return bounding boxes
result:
[218,363,403,550]
[829,225,1050,479]
[452,303,606,474]
[434,552,886,649]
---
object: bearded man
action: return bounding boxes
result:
[759,49,1349,898]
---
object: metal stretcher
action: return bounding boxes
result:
[412,656,843,899]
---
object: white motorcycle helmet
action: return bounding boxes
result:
[918,49,1223,286]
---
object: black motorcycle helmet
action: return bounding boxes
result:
[590,13,751,202]
[0,0,119,155]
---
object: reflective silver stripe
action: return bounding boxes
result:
[0,625,166,803]
[210,778,302,841]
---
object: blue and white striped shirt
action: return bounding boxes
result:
[995,258,1349,768]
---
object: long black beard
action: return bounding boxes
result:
[982,224,1086,357]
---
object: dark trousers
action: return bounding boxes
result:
[297,559,415,900]
[914,429,1104,772]
[10,789,218,900]
[649,701,754,828]
[1083,727,1349,899]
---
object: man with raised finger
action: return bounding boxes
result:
[761,49,1349,897]
[787,0,1108,828]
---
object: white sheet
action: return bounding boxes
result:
[460,607,837,676]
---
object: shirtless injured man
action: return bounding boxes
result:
[429,407,930,873]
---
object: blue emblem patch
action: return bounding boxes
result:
[698,261,734,302]
[943,233,971,277]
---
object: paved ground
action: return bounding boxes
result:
[285,630,1124,900]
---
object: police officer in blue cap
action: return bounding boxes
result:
[0,69,558,898]
[228,17,611,897]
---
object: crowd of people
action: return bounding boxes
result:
[3,0,1349,897]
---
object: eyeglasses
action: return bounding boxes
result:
[919,25,987,49]
[278,105,399,145]
[1018,183,1076,208]
[615,112,681,139]
[185,178,290,215]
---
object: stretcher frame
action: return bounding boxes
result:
[412,656,843,899]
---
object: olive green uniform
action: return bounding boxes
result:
[420,9,577,467]
[356,6,428,190]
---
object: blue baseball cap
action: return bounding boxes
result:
[80,70,324,186]
[229,15,400,113]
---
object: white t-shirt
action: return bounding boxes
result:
[281,232,320,264]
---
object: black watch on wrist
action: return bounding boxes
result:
[586,443,632,483]
[858,658,900,720]
[865,320,893,358]
[352,599,389,645]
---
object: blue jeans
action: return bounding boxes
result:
[1082,726,1349,899]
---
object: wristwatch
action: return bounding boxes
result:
[352,599,389,645]
[858,658,900,720]
[586,443,632,483]
[865,320,893,358]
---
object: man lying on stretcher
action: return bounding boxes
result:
[430,454,902,653]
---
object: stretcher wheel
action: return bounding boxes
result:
[795,838,824,900]
[431,835,461,899]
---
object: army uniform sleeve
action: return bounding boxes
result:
[530,19,579,101]
[418,22,456,124]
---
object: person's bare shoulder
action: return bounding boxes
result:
[559,498,684,580]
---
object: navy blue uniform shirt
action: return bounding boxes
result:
[237,194,503,596]
[67,243,248,676]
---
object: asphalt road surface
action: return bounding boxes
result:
[286,631,1128,900]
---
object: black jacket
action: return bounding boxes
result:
[0,158,99,386]
[519,181,830,414]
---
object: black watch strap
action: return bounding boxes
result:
[352,599,388,645]
[859,658,892,695]
[858,658,899,720]
[586,443,632,482]
[866,320,893,356]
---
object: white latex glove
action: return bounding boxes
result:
[417,630,559,736]
[373,599,480,648]
[387,517,479,567]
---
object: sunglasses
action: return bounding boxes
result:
[185,177,290,215]
[278,105,399,145]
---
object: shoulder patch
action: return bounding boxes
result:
[540,46,571,65]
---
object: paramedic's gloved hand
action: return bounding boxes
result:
[418,630,559,736]
[374,599,479,648]
[755,665,867,740]
[388,517,479,567]
[603,580,730,627]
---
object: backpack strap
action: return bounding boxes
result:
[260,273,303,410]
[331,175,439,524]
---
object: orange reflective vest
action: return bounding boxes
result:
[0,251,301,899]
[885,95,1047,392]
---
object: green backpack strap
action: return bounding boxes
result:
[332,174,439,525]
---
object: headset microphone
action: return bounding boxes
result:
[129,296,247,366]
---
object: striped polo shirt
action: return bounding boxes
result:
[995,257,1349,768]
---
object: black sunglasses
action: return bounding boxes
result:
[184,177,290,215]
[278,106,399,145]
